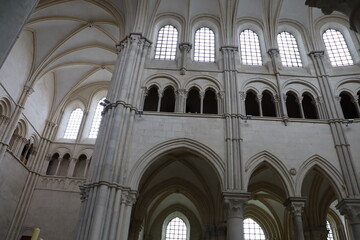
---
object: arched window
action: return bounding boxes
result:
[165,217,187,240]
[194,27,215,62]
[186,88,201,113]
[203,88,218,114]
[46,153,60,175]
[144,86,159,111]
[326,221,335,240]
[339,92,359,119]
[73,154,87,178]
[64,108,83,139]
[277,32,303,67]
[302,93,318,119]
[286,92,301,118]
[160,87,176,112]
[243,218,266,240]
[58,153,71,176]
[323,29,353,67]
[155,25,178,60]
[245,91,260,116]
[89,98,105,138]
[239,29,262,65]
[262,91,277,117]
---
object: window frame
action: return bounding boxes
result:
[154,24,179,61]
[239,29,263,66]
[161,211,190,240]
[193,26,216,63]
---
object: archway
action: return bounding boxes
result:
[130,147,224,240]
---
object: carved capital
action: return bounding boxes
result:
[121,190,137,206]
[23,85,34,96]
[267,48,279,58]
[179,43,192,53]
[220,46,238,54]
[309,51,325,59]
[336,199,360,224]
[223,192,250,218]
[79,185,89,202]
[284,197,306,217]
[239,91,246,101]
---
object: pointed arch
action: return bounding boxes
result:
[245,151,295,197]
[296,155,346,199]
[127,138,225,190]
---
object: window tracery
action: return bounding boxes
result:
[243,218,266,240]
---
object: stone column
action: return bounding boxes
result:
[76,33,150,240]
[224,193,250,240]
[257,94,263,117]
[177,89,187,113]
[309,51,360,196]
[0,0,39,69]
[352,95,360,117]
[284,198,306,240]
[200,91,205,114]
[268,48,288,123]
[179,43,192,75]
[298,96,305,119]
[336,199,360,240]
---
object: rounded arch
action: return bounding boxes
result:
[245,151,295,197]
[296,155,346,199]
[242,77,278,96]
[126,138,225,190]
[149,13,185,42]
[185,75,223,92]
[334,78,360,96]
[144,74,181,91]
[283,79,321,98]
[0,97,13,117]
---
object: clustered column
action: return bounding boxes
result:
[76,33,151,240]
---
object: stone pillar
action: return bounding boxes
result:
[309,51,360,196]
[224,193,250,240]
[268,48,288,124]
[179,43,192,75]
[298,96,305,119]
[0,0,39,69]
[284,198,306,240]
[257,94,263,117]
[177,89,187,113]
[336,199,360,240]
[76,33,151,240]
[200,91,205,114]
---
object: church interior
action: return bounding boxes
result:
[0,0,360,240]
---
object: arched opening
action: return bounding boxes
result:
[286,92,301,118]
[73,154,87,178]
[46,153,60,175]
[261,91,276,117]
[339,92,359,119]
[301,167,341,239]
[245,91,260,116]
[203,88,218,114]
[302,93,318,119]
[246,162,288,240]
[144,86,159,112]
[130,147,223,240]
[160,87,176,112]
[58,153,71,176]
[20,142,29,163]
[186,88,201,113]
[162,213,190,240]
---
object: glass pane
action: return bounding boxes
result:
[277,31,303,67]
[244,218,266,240]
[155,25,178,60]
[166,217,187,240]
[240,29,262,65]
[64,108,83,139]
[194,27,215,62]
[323,29,353,67]
[89,98,105,138]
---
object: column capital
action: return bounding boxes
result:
[179,42,192,52]
[308,51,325,58]
[223,192,250,218]
[267,48,279,57]
[220,46,238,53]
[284,197,306,217]
[336,198,360,224]
[121,190,137,206]
[116,33,152,53]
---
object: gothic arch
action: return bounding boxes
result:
[185,75,223,92]
[127,138,225,190]
[144,74,180,91]
[296,155,346,199]
[245,151,295,197]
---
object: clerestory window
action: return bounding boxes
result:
[194,27,215,62]
[155,25,178,60]
[326,221,335,240]
[323,29,353,67]
[277,31,303,67]
[89,98,105,138]
[64,108,83,139]
[240,29,262,65]
[165,217,187,240]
